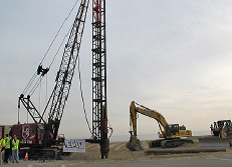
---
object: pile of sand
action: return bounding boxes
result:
[63,136,232,162]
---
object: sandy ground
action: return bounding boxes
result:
[63,136,232,162]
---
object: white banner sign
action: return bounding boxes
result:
[63,139,86,153]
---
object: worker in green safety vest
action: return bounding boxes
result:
[3,134,12,164]
[12,135,19,163]
[0,132,6,165]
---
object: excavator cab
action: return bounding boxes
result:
[166,124,179,136]
[161,124,189,138]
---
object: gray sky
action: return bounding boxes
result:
[1,0,232,140]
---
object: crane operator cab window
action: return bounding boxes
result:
[167,124,179,136]
[217,120,231,129]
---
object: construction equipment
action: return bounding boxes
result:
[198,120,232,149]
[126,101,193,151]
[198,137,230,149]
[210,120,232,138]
[86,0,110,159]
[11,0,90,159]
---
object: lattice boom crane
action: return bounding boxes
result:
[11,0,90,158]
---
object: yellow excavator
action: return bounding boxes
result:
[126,101,193,151]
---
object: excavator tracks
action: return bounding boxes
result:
[149,139,193,149]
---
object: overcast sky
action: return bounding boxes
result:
[1,0,232,140]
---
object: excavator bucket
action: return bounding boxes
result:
[126,140,143,151]
[199,137,230,149]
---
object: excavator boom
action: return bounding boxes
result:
[129,101,168,138]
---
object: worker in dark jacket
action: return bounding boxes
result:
[3,134,12,164]
[0,132,6,165]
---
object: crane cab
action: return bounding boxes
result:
[11,123,45,147]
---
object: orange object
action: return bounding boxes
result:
[25,152,28,161]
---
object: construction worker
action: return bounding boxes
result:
[0,132,6,165]
[12,135,19,163]
[3,134,12,164]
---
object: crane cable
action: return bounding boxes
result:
[107,118,114,139]
[21,0,80,95]
[39,0,80,66]
[22,72,37,95]
[77,55,92,134]
[27,23,74,97]
[77,56,113,137]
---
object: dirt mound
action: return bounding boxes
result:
[63,136,232,162]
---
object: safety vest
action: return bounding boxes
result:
[5,137,11,149]
[0,138,5,149]
[12,139,19,150]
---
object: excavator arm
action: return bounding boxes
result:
[129,101,168,140]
